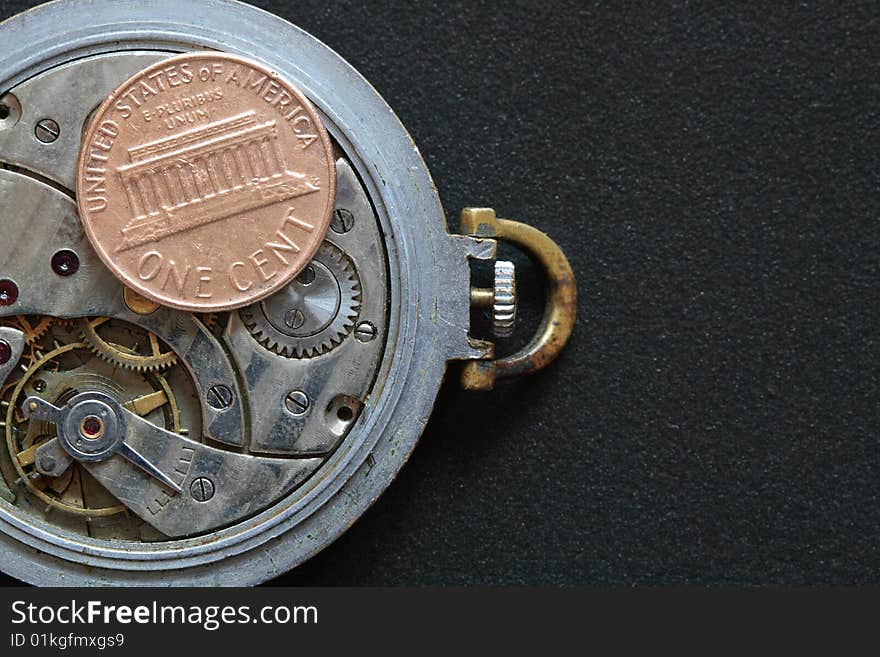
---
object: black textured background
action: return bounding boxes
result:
[2,0,879,585]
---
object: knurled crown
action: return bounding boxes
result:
[493,261,516,338]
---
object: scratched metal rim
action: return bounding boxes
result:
[0,0,450,585]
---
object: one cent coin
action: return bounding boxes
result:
[76,52,336,311]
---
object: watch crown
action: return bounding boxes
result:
[492,261,516,338]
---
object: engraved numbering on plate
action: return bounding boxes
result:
[146,445,195,515]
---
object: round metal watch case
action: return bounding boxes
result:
[0,0,490,585]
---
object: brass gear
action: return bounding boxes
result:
[4,340,182,517]
[51,317,78,330]
[0,315,51,345]
[80,317,178,372]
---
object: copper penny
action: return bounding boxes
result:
[76,52,336,312]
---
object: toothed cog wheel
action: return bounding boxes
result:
[240,242,361,358]
[0,315,52,345]
[80,317,178,372]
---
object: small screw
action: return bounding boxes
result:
[34,118,60,144]
[297,265,316,285]
[284,308,305,329]
[0,279,18,306]
[355,321,377,342]
[331,208,355,234]
[285,390,310,416]
[190,477,215,502]
[206,384,233,410]
[0,340,11,365]
[51,249,79,276]
[39,455,56,473]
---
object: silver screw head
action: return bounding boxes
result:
[285,390,310,415]
[297,265,316,285]
[34,118,60,143]
[331,208,355,234]
[190,477,215,502]
[284,308,305,329]
[206,385,233,410]
[354,321,377,342]
[38,455,56,473]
